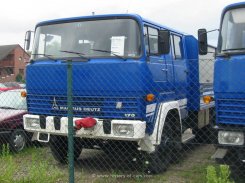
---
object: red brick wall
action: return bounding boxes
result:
[0,74,15,82]
[0,45,30,83]
[0,54,14,67]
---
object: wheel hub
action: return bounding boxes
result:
[14,134,25,151]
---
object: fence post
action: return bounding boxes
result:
[67,59,75,183]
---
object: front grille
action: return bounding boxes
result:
[217,98,245,125]
[27,94,144,119]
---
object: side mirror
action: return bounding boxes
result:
[24,30,32,51]
[198,29,208,55]
[158,30,170,54]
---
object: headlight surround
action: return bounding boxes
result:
[218,131,244,145]
[25,118,40,129]
[113,124,134,137]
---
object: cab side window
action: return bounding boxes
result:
[144,26,159,55]
[148,27,159,54]
[172,35,183,59]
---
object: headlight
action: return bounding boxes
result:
[25,118,40,129]
[113,124,134,137]
[218,131,244,145]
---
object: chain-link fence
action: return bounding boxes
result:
[0,58,244,183]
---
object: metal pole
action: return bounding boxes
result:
[67,59,74,183]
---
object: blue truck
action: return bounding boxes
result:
[198,2,245,163]
[23,14,214,173]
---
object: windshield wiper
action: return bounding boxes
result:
[31,53,56,61]
[91,49,127,61]
[0,106,17,110]
[59,50,90,61]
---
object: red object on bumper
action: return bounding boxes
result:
[75,117,97,130]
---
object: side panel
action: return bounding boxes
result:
[199,46,215,84]
[184,36,200,111]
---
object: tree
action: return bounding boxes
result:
[15,74,23,82]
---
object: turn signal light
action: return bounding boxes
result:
[146,94,155,102]
[203,96,214,104]
[21,91,27,97]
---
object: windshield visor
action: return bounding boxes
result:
[32,18,142,59]
[219,7,245,53]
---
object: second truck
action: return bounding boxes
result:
[199,2,245,164]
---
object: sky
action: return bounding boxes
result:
[0,0,241,47]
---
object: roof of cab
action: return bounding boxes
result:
[222,1,245,15]
[36,13,187,36]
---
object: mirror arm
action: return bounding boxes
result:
[199,29,219,37]
[206,29,220,34]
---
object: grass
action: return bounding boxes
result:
[206,165,234,183]
[178,163,217,183]
[0,144,66,183]
[0,144,243,183]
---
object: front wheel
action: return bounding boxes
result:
[9,129,27,152]
[50,135,82,164]
[145,115,182,174]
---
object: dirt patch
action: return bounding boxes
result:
[71,144,217,183]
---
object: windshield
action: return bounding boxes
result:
[32,18,141,59]
[0,91,27,110]
[218,7,245,53]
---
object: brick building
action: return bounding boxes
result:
[0,44,30,82]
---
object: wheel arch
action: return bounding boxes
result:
[151,101,182,145]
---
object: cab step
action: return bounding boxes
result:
[182,129,196,143]
[211,148,228,160]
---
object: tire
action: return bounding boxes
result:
[49,135,82,164]
[9,129,27,152]
[101,141,140,165]
[145,114,182,174]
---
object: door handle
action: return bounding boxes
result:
[161,69,168,72]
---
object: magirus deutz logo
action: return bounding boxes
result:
[52,97,101,112]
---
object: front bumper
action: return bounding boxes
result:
[23,114,146,141]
